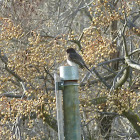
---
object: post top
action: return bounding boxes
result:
[59,66,79,80]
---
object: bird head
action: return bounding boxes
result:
[66,48,76,53]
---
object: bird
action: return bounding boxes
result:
[66,48,92,73]
[66,48,110,88]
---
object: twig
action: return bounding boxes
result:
[128,48,140,56]
[111,66,129,90]
[20,82,27,99]
[92,68,111,89]
[0,93,27,99]
[81,58,124,84]
[125,57,140,70]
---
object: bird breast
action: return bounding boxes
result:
[67,59,78,67]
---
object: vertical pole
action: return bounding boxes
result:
[54,73,64,140]
[60,66,81,140]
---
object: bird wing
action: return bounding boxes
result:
[69,52,85,68]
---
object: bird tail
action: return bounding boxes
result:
[84,64,92,74]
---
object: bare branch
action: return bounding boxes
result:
[0,93,27,99]
[125,57,140,70]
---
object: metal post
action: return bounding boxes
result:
[60,66,81,140]
[54,73,64,140]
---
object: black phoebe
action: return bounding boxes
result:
[66,48,111,88]
[66,48,92,73]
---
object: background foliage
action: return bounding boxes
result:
[0,0,140,139]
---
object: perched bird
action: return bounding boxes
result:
[66,48,110,88]
[66,48,92,73]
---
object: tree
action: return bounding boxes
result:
[0,0,140,139]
